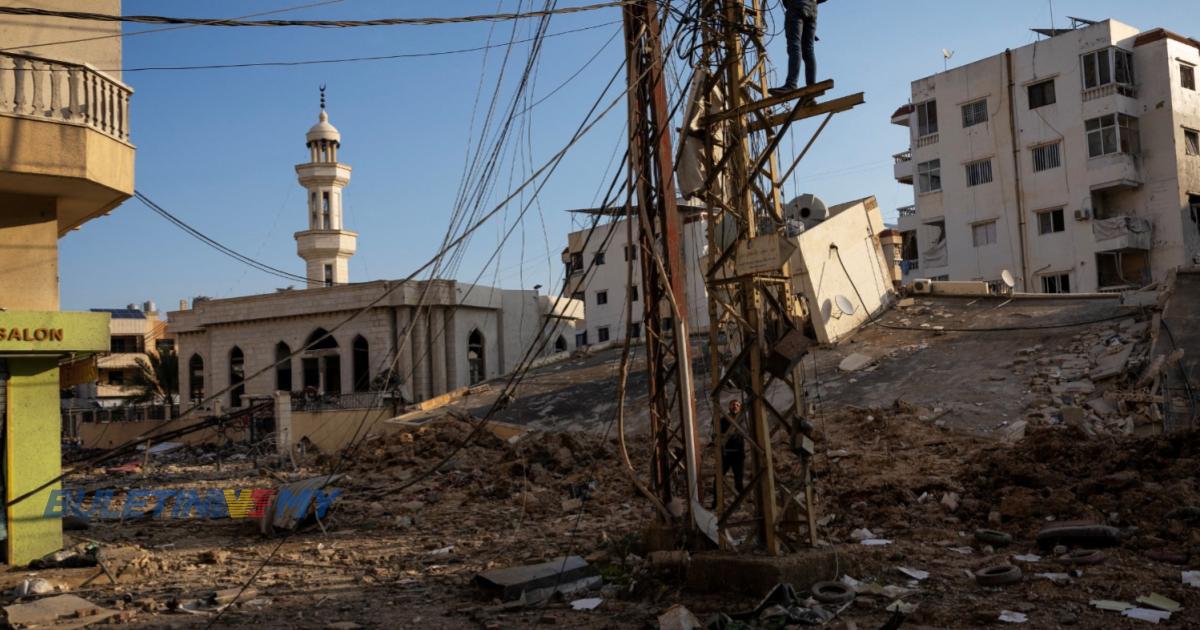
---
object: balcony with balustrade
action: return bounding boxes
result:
[0,51,135,235]
[893,151,913,184]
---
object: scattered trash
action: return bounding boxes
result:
[974,565,1022,587]
[1184,570,1200,588]
[1090,600,1134,612]
[569,597,603,611]
[658,604,702,630]
[1122,608,1172,624]
[1035,572,1071,584]
[998,610,1028,623]
[861,538,893,546]
[1135,593,1181,612]
[849,528,876,541]
[1012,554,1041,563]
[260,474,344,534]
[428,545,455,556]
[885,600,917,614]
[838,353,874,372]
[15,578,57,596]
[1057,549,1106,566]
[896,567,929,581]
[949,546,974,555]
[1036,523,1121,549]
[708,584,837,628]
[810,581,855,605]
[473,556,600,605]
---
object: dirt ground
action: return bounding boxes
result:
[5,296,1198,628]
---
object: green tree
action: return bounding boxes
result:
[131,346,179,404]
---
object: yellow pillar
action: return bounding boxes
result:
[6,357,61,566]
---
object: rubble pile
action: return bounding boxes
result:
[963,424,1200,547]
[1014,316,1160,437]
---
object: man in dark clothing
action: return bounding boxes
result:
[771,0,826,96]
[715,399,746,508]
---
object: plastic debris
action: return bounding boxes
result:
[1012,554,1041,563]
[1091,600,1134,612]
[886,600,917,614]
[999,610,1028,623]
[897,567,929,581]
[1122,608,1171,624]
[1135,593,1181,612]
[1035,572,1071,584]
[861,539,893,546]
[1183,571,1200,588]
[570,598,603,611]
[849,528,876,541]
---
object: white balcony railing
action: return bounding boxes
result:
[0,51,132,143]
[897,205,917,217]
[915,133,939,148]
[1082,83,1137,102]
[893,150,913,163]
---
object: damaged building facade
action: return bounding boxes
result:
[171,100,582,410]
[892,19,1200,294]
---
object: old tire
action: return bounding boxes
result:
[975,529,1013,547]
[1058,549,1106,566]
[975,564,1022,587]
[1036,523,1121,549]
[811,581,855,605]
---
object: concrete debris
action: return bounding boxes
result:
[2,594,117,627]
[1091,600,1134,612]
[896,567,929,581]
[1135,593,1181,612]
[473,556,600,605]
[658,604,703,630]
[569,597,603,610]
[838,353,874,372]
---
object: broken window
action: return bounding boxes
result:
[961,99,988,128]
[276,342,292,392]
[1041,273,1071,294]
[922,220,948,268]
[1037,208,1066,235]
[1097,251,1150,290]
[569,253,583,273]
[1086,114,1139,158]
[593,252,606,266]
[352,335,370,393]
[965,159,993,187]
[1032,142,1062,172]
[1028,79,1056,109]
[554,335,568,353]
[1082,48,1134,90]
[1185,128,1200,157]
[918,159,942,193]
[1183,64,1197,91]
[972,221,997,247]
[916,100,938,137]
[468,329,485,385]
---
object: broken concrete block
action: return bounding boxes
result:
[1001,421,1028,443]
[1061,380,1096,395]
[1090,344,1134,380]
[838,353,874,372]
[3,595,116,627]
[1086,398,1117,417]
[940,492,961,512]
[474,556,600,604]
[658,604,703,630]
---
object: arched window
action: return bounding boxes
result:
[188,354,205,402]
[555,335,568,353]
[275,342,292,392]
[352,335,370,393]
[303,329,341,394]
[468,329,485,385]
[229,347,245,407]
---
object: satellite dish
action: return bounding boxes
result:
[820,299,834,322]
[1001,269,1016,289]
[835,295,857,316]
[783,193,829,229]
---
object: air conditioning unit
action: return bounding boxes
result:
[911,279,933,294]
[1074,208,1092,221]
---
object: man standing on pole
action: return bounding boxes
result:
[771,0,827,96]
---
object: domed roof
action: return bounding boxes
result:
[307,109,341,145]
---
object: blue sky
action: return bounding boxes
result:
[56,1,1200,311]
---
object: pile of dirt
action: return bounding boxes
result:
[962,424,1200,547]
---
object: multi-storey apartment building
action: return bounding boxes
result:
[561,206,709,347]
[0,1,131,564]
[892,19,1200,293]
